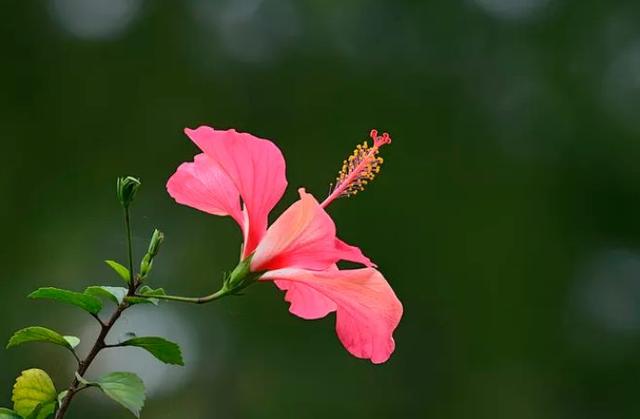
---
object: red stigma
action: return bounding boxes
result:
[370,129,392,148]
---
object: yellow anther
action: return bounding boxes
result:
[321,130,391,208]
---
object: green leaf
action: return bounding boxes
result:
[85,286,128,305]
[25,401,55,419]
[95,372,145,418]
[105,260,131,284]
[7,326,79,352]
[125,286,166,306]
[121,337,184,366]
[123,296,153,305]
[12,369,57,418]
[28,288,103,315]
[64,336,80,349]
[138,286,166,297]
[0,408,22,419]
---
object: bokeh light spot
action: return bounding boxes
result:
[49,0,144,40]
[473,0,551,21]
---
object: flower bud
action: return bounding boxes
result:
[147,229,164,258]
[117,176,141,208]
[140,229,164,278]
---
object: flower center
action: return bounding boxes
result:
[320,129,391,208]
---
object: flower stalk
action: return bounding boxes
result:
[135,257,262,304]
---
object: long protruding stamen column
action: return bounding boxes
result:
[321,129,391,208]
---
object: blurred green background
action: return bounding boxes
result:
[2,0,640,418]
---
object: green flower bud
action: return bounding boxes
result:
[117,176,141,208]
[140,229,164,279]
[147,229,164,258]
[140,256,152,279]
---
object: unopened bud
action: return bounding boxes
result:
[147,229,164,258]
[117,176,141,208]
[140,229,164,279]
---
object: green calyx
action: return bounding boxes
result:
[223,256,262,295]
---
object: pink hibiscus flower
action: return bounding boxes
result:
[167,126,403,364]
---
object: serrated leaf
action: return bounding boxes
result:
[121,337,184,366]
[28,288,102,315]
[12,369,56,418]
[85,286,128,305]
[7,327,78,352]
[105,260,131,284]
[95,372,145,418]
[0,408,22,419]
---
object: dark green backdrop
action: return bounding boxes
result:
[2,1,640,418]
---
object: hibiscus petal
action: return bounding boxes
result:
[262,268,403,364]
[335,238,375,268]
[167,153,244,228]
[273,280,337,320]
[185,126,287,257]
[251,189,374,272]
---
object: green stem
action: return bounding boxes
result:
[123,207,135,292]
[135,287,229,304]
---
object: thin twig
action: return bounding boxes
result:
[54,300,131,419]
[90,313,105,327]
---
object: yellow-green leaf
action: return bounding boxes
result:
[7,326,79,352]
[0,408,21,419]
[12,369,56,418]
[25,401,55,419]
